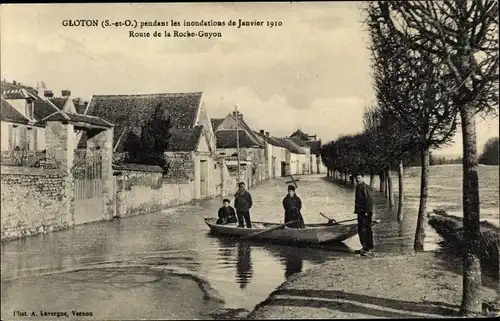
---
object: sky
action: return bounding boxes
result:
[1,2,498,157]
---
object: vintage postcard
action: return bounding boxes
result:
[1,2,499,320]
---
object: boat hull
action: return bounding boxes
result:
[204,218,358,244]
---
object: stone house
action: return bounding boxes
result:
[84,91,219,199]
[0,81,86,165]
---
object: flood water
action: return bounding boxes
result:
[1,167,497,320]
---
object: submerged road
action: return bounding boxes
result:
[1,175,440,320]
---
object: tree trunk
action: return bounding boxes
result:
[379,171,386,194]
[397,160,404,221]
[384,170,389,198]
[369,173,376,189]
[387,170,394,210]
[459,107,482,316]
[414,147,429,252]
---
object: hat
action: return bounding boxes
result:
[288,185,296,191]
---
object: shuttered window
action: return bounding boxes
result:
[20,127,28,149]
[8,124,13,150]
[27,127,38,150]
[11,126,18,150]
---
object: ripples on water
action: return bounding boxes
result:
[1,167,498,319]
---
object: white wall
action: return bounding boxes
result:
[0,121,46,151]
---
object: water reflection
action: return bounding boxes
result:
[211,233,351,285]
[236,242,253,288]
[283,251,303,279]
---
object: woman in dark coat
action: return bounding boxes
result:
[282,185,305,229]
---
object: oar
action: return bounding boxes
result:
[320,213,380,225]
[320,212,336,223]
[240,220,299,241]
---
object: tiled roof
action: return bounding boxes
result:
[33,98,61,121]
[254,132,283,147]
[290,129,310,141]
[252,131,265,144]
[42,111,114,128]
[275,137,306,154]
[49,97,69,110]
[1,81,38,96]
[1,81,61,121]
[2,89,38,100]
[1,97,30,124]
[168,125,204,152]
[86,92,203,150]
[289,136,308,148]
[211,118,224,131]
[229,114,262,146]
[216,130,261,149]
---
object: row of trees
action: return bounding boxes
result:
[479,137,499,165]
[321,1,498,315]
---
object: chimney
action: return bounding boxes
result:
[44,90,54,98]
[260,130,264,135]
[61,90,71,97]
[265,131,269,136]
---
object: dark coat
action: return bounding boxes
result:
[354,182,374,214]
[282,195,305,228]
[234,190,253,212]
[217,206,237,224]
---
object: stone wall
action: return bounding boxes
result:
[1,166,72,241]
[114,164,194,217]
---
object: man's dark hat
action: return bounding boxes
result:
[223,198,230,203]
[288,185,296,191]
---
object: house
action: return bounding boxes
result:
[211,112,266,185]
[290,128,326,174]
[255,130,286,178]
[288,136,312,175]
[266,137,305,176]
[0,81,69,165]
[84,91,218,199]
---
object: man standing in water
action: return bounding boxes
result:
[234,182,253,228]
[354,173,374,255]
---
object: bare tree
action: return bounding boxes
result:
[363,105,411,217]
[372,0,499,315]
[366,3,460,237]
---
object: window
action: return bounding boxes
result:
[25,100,34,119]
[27,127,37,150]
[10,125,18,150]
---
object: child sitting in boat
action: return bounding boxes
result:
[216,199,238,225]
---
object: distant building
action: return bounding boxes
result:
[211,112,266,185]
[290,128,326,174]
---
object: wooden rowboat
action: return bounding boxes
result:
[204,217,359,244]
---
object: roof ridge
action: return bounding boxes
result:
[92,92,203,98]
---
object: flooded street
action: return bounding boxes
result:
[2,175,444,320]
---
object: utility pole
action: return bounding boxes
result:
[235,104,240,185]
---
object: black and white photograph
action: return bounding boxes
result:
[0,1,499,320]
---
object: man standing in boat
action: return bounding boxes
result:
[282,185,305,229]
[234,182,253,228]
[354,172,374,255]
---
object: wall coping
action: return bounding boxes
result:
[1,165,65,176]
[113,163,164,173]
